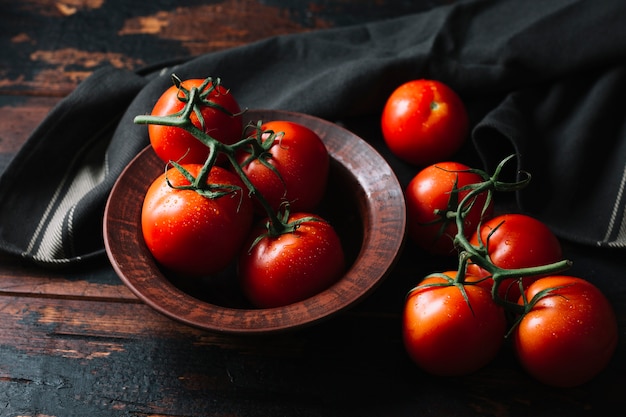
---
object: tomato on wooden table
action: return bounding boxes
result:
[141,164,253,277]
[381,79,468,166]
[238,213,345,308]
[467,213,563,301]
[402,271,507,376]
[405,161,493,256]
[149,78,243,164]
[513,276,618,387]
[237,120,330,214]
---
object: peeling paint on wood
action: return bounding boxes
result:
[117,0,326,55]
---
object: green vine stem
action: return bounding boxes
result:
[133,74,313,238]
[417,154,573,316]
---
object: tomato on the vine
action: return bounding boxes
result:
[149,78,242,165]
[513,276,618,387]
[402,271,507,376]
[405,161,493,256]
[381,79,468,166]
[237,120,330,213]
[141,164,253,277]
[467,213,563,301]
[238,212,345,308]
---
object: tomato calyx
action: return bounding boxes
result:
[455,157,572,310]
[134,76,278,208]
[237,121,287,192]
[136,77,239,168]
[408,267,483,316]
[135,74,329,241]
[246,203,324,252]
[416,154,573,313]
[505,282,575,335]
[164,160,243,200]
[423,155,529,242]
[465,216,571,310]
[170,74,241,128]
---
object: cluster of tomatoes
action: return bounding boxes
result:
[381,79,619,387]
[137,74,618,387]
[136,76,345,309]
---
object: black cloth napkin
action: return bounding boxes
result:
[1,0,625,268]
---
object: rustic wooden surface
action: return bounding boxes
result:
[1,1,625,416]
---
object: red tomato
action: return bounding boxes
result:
[513,276,618,387]
[149,78,242,164]
[238,213,345,308]
[141,164,253,277]
[467,213,563,301]
[237,120,330,214]
[405,161,493,255]
[402,272,507,376]
[381,79,468,166]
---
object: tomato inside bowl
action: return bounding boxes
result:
[104,110,406,334]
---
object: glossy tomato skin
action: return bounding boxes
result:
[513,276,618,387]
[402,272,507,376]
[238,213,345,308]
[141,164,253,277]
[405,161,493,256]
[467,213,563,301]
[237,121,329,214]
[149,79,242,165]
[381,79,468,166]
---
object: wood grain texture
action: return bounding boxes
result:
[0,0,446,96]
[0,291,622,416]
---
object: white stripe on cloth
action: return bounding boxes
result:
[25,137,108,263]
[604,162,626,247]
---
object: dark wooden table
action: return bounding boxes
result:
[1,1,625,416]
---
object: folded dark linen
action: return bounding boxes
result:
[1,0,625,267]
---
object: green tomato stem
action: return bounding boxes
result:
[445,154,573,314]
[133,74,294,237]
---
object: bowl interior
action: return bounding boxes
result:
[104,109,405,334]
[169,157,364,309]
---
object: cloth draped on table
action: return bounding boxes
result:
[1,0,625,267]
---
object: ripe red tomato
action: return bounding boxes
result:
[141,164,253,277]
[237,120,330,214]
[467,213,563,301]
[381,79,469,166]
[405,161,493,255]
[513,276,618,387]
[238,213,345,308]
[402,272,507,376]
[149,78,242,165]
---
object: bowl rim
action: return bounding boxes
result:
[104,109,406,334]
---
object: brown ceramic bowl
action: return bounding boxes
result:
[104,109,406,334]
